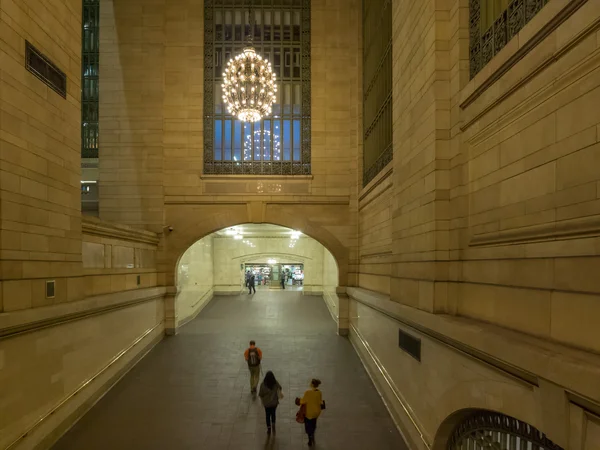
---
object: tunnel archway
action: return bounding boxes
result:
[172,223,340,330]
[163,207,351,289]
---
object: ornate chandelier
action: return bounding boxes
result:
[222,47,277,122]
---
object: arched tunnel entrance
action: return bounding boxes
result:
[171,224,341,332]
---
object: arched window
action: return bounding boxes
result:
[204,0,311,175]
[448,411,564,450]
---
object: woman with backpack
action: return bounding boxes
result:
[258,371,283,435]
[297,378,325,446]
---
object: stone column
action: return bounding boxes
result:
[98,0,166,233]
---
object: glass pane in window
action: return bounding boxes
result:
[274,11,281,41]
[224,119,232,160]
[234,120,242,161]
[264,11,272,40]
[254,122,261,160]
[215,84,222,114]
[285,48,292,78]
[273,120,281,160]
[283,83,291,114]
[293,11,300,41]
[263,120,271,160]
[215,120,223,160]
[283,11,291,41]
[235,11,242,41]
[273,86,281,116]
[293,48,300,78]
[225,11,232,41]
[243,122,252,160]
[293,120,300,161]
[293,84,301,115]
[283,120,291,161]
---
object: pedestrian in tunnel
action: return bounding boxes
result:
[244,340,262,394]
[248,272,256,294]
[259,370,283,435]
[296,378,325,447]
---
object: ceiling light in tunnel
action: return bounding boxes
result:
[234,234,243,240]
[267,259,276,264]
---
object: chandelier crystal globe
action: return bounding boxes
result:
[222,47,277,122]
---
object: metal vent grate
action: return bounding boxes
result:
[398,329,421,362]
[25,41,67,98]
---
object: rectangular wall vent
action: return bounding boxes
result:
[46,280,56,299]
[398,329,421,362]
[25,41,67,98]
[136,275,141,286]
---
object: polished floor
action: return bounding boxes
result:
[53,291,407,450]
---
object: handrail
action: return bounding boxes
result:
[351,323,431,450]
[3,321,164,450]
[348,291,539,387]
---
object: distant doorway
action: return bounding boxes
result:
[244,262,304,291]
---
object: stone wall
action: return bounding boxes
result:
[0,0,84,312]
[352,0,600,448]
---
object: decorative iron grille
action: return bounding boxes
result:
[204,0,311,175]
[82,0,100,158]
[469,0,549,79]
[25,41,67,98]
[448,411,564,450]
[362,0,392,187]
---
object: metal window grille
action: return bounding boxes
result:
[448,411,565,450]
[82,0,100,158]
[204,0,311,175]
[469,0,549,79]
[25,42,67,98]
[362,0,393,187]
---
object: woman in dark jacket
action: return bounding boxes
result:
[259,371,282,434]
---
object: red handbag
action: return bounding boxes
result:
[295,403,306,424]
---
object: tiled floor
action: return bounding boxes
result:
[53,291,408,450]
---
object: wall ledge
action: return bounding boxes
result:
[0,287,166,338]
[470,214,600,247]
[347,287,600,404]
[82,216,160,246]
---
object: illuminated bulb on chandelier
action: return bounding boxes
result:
[221,47,277,122]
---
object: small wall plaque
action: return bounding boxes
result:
[46,280,56,299]
[398,329,421,362]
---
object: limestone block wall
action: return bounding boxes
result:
[352,0,600,448]
[81,216,160,294]
[454,0,600,353]
[0,0,84,312]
